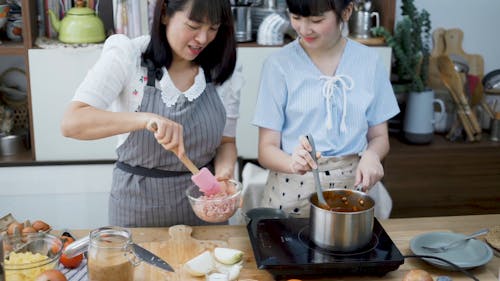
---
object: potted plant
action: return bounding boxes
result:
[372,0,431,93]
[372,0,436,144]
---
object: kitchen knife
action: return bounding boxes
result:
[132,243,175,272]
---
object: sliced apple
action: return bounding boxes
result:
[213,247,244,265]
[184,250,215,277]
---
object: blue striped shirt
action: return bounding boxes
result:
[252,38,400,156]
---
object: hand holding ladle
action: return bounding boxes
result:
[305,134,329,209]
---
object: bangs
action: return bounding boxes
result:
[188,0,230,25]
[286,0,335,17]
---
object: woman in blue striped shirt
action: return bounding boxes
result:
[252,0,400,218]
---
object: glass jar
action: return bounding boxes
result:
[490,118,500,142]
[87,226,137,281]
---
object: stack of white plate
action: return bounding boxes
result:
[250,7,287,38]
[256,13,289,46]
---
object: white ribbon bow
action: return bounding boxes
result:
[320,75,354,132]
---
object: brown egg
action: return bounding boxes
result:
[32,220,51,232]
[22,226,37,235]
[24,219,32,227]
[7,222,23,236]
[402,269,434,281]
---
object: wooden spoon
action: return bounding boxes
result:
[437,55,482,141]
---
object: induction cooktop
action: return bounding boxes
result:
[247,217,404,279]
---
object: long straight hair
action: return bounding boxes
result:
[143,0,236,85]
[286,0,352,19]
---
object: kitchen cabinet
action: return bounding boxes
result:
[0,0,37,163]
[28,48,117,161]
[383,134,500,218]
[0,0,36,57]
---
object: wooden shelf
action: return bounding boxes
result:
[0,147,34,164]
[0,42,26,56]
[349,36,386,46]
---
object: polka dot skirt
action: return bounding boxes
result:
[260,154,360,217]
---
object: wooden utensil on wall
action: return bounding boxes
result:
[437,55,482,141]
[428,28,484,91]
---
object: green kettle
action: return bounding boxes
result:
[48,0,105,44]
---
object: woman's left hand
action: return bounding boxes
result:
[215,170,234,194]
[355,150,384,192]
[215,170,233,182]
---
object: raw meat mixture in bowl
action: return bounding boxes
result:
[186,180,242,223]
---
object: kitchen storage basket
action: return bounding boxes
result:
[0,67,29,131]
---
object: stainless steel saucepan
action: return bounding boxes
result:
[309,189,375,252]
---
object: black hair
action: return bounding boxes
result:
[286,0,352,19]
[143,0,236,85]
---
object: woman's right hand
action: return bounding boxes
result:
[146,116,185,157]
[289,136,318,175]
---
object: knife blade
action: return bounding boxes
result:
[132,243,174,272]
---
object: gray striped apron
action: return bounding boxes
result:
[109,60,226,227]
[259,154,392,219]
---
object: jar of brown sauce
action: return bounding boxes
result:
[87,226,137,281]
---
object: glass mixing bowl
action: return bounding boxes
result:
[186,180,242,223]
[3,233,63,281]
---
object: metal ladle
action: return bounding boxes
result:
[305,134,328,208]
[449,53,469,74]
[450,53,472,98]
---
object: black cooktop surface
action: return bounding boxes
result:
[247,217,404,279]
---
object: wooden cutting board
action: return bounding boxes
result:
[134,224,228,281]
[428,28,484,91]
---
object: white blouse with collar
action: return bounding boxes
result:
[73,34,243,147]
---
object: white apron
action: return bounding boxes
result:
[259,154,392,219]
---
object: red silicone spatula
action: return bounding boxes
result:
[173,148,221,195]
[148,122,221,195]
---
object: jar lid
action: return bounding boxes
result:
[63,235,90,258]
[64,226,132,258]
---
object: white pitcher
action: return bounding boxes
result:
[403,90,446,144]
[348,10,379,39]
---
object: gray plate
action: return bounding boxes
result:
[410,232,493,270]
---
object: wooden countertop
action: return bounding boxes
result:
[65,214,500,281]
